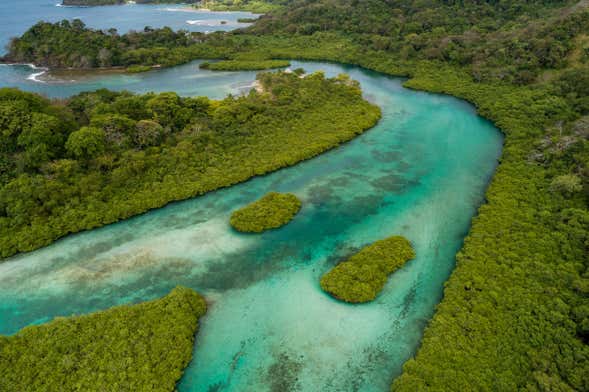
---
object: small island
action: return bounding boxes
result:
[0,287,207,391]
[200,59,290,71]
[230,192,301,233]
[320,236,415,303]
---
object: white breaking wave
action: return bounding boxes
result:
[0,63,48,83]
[161,7,231,14]
[27,70,47,83]
[186,19,220,26]
[56,3,89,7]
[186,19,233,26]
[161,7,202,13]
[25,64,48,83]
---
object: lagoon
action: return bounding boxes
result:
[0,60,503,391]
[0,60,261,99]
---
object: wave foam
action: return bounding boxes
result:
[25,64,48,83]
[186,19,234,26]
[0,63,48,83]
[27,70,47,83]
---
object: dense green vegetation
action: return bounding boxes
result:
[200,59,289,70]
[320,236,415,303]
[230,192,301,232]
[3,0,589,389]
[199,0,287,13]
[1,20,230,69]
[0,286,207,391]
[0,71,380,258]
[126,65,153,73]
[391,65,589,391]
[237,17,259,23]
[250,0,589,85]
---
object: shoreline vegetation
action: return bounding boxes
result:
[200,59,290,70]
[320,236,415,303]
[0,287,207,391]
[195,0,285,13]
[0,71,380,259]
[2,0,588,390]
[230,192,301,233]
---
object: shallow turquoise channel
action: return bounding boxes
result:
[0,61,503,391]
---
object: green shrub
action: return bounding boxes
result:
[126,65,152,73]
[230,192,301,232]
[320,236,415,303]
[200,59,290,71]
[0,286,207,391]
[551,174,583,195]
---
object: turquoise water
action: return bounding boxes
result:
[0,60,263,99]
[0,0,257,55]
[0,61,503,391]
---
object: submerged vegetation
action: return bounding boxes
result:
[320,236,415,303]
[0,71,380,258]
[0,287,207,391]
[200,59,290,71]
[230,192,301,232]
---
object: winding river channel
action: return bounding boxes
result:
[0,59,503,391]
[0,4,503,389]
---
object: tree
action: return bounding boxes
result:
[146,93,192,131]
[17,113,63,169]
[551,174,583,196]
[90,113,136,148]
[133,120,165,148]
[65,127,106,160]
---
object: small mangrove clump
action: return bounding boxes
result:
[230,192,301,233]
[320,236,415,303]
[200,59,291,71]
[126,64,152,73]
[0,286,207,391]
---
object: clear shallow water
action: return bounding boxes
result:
[0,60,263,99]
[0,0,256,55]
[0,61,503,391]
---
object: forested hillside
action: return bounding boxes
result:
[250,0,588,84]
[2,21,223,68]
